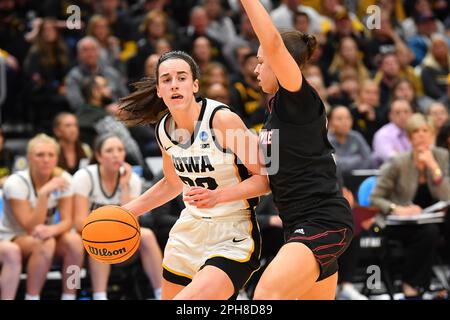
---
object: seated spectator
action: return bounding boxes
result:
[390,78,434,113]
[203,0,237,46]
[396,45,424,97]
[86,14,123,72]
[0,128,14,188]
[0,240,21,300]
[350,80,387,146]
[73,134,163,300]
[327,67,361,107]
[127,10,174,83]
[327,36,370,86]
[23,17,72,134]
[372,99,413,167]
[204,83,231,106]
[373,52,402,112]
[427,102,449,134]
[0,134,84,300]
[370,113,449,298]
[229,52,265,131]
[53,112,92,175]
[407,12,439,66]
[420,34,450,100]
[439,74,450,110]
[64,36,128,111]
[76,75,153,180]
[328,106,374,175]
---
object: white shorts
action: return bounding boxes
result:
[162,208,261,292]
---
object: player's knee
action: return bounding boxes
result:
[2,242,22,266]
[61,233,84,256]
[37,238,56,261]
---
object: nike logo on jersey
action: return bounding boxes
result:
[294,228,305,235]
[165,146,172,151]
[232,237,246,243]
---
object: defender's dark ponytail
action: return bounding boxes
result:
[280,31,318,68]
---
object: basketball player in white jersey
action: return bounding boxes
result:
[72,134,163,300]
[118,51,270,299]
[0,134,84,300]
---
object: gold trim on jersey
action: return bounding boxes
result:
[162,263,193,280]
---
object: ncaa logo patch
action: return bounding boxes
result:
[200,131,208,141]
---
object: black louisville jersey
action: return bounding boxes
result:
[259,76,339,214]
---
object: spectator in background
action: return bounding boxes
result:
[426,102,449,135]
[372,99,413,167]
[420,34,449,100]
[76,76,153,180]
[53,112,92,176]
[0,128,14,188]
[390,78,434,113]
[127,10,174,83]
[177,6,223,61]
[23,18,72,134]
[350,80,386,146]
[222,15,259,75]
[230,52,265,131]
[0,134,84,300]
[293,10,311,34]
[374,52,402,112]
[366,10,408,70]
[0,240,21,300]
[328,106,374,175]
[204,83,231,106]
[86,14,123,73]
[191,36,219,74]
[203,0,237,46]
[370,113,449,298]
[407,12,438,66]
[396,45,424,97]
[95,0,137,62]
[327,67,360,107]
[327,36,370,86]
[439,74,450,110]
[401,0,445,40]
[65,36,128,111]
[73,134,163,300]
[200,62,230,90]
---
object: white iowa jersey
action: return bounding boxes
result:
[72,164,142,211]
[156,98,258,218]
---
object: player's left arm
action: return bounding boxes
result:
[184,109,270,208]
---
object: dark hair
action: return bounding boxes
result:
[280,30,317,68]
[436,120,450,149]
[91,133,124,164]
[118,51,200,125]
[80,76,99,102]
[53,112,76,129]
[293,10,310,23]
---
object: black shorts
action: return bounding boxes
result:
[280,195,354,281]
[163,256,260,296]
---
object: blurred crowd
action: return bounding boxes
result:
[0,0,450,300]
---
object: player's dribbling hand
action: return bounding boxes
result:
[183,187,220,208]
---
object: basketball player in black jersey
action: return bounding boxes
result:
[188,0,354,299]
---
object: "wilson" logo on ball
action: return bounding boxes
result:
[88,246,126,256]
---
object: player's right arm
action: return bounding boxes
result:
[122,147,183,218]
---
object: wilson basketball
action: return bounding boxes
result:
[82,205,141,264]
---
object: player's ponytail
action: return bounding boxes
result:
[280,30,317,68]
[118,75,166,125]
[118,51,200,125]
